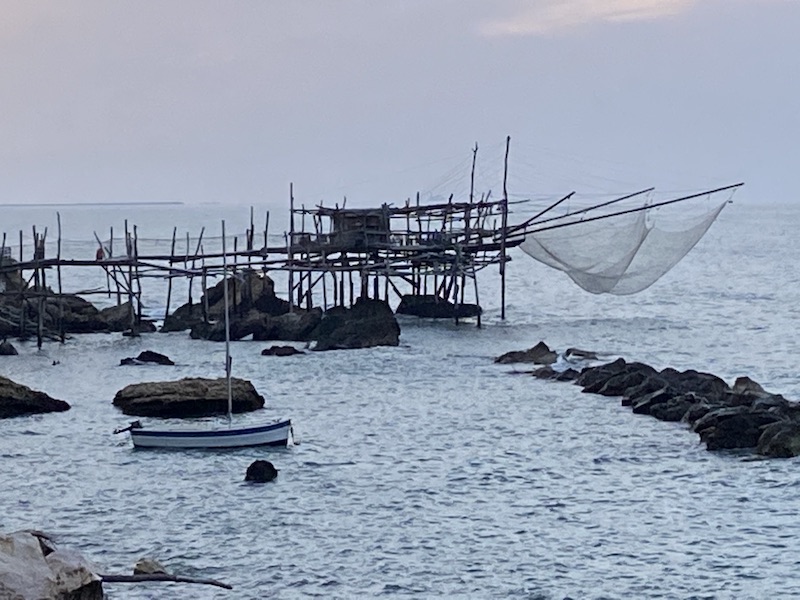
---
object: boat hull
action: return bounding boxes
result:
[129,419,292,449]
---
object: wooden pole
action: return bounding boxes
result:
[111,226,121,304]
[288,183,295,313]
[164,226,177,323]
[500,135,510,321]
[57,213,65,342]
[133,225,143,331]
[33,227,43,349]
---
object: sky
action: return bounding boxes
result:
[0,0,797,210]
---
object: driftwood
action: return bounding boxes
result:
[100,573,232,590]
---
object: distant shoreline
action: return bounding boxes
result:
[0,202,184,207]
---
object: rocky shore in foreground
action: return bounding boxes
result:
[497,341,800,459]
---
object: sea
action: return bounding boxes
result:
[0,199,799,599]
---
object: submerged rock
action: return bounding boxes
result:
[112,377,264,417]
[0,376,70,418]
[396,294,481,319]
[120,350,175,366]
[495,341,557,365]
[261,345,304,356]
[245,460,278,482]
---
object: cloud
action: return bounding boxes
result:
[480,0,697,36]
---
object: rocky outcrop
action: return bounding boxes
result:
[120,351,175,366]
[164,270,288,333]
[311,298,400,351]
[501,344,800,459]
[112,377,264,417]
[495,341,558,365]
[0,530,102,600]
[0,376,70,418]
[396,294,481,319]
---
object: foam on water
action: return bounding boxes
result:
[0,202,798,599]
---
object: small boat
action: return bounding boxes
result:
[115,220,293,450]
[118,418,292,449]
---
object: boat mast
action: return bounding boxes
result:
[222,220,233,423]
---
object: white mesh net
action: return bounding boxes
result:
[519,199,727,295]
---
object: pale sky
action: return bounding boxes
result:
[0,0,797,208]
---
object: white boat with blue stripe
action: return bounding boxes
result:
[123,418,292,449]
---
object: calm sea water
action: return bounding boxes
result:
[1,200,799,599]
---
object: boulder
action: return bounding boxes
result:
[120,351,175,366]
[165,271,288,333]
[161,302,205,333]
[495,341,557,365]
[245,459,279,482]
[757,421,800,458]
[97,302,160,333]
[0,340,18,355]
[0,377,70,418]
[263,309,322,341]
[311,298,400,351]
[133,557,168,575]
[659,368,730,401]
[396,294,481,319]
[261,345,304,357]
[112,377,264,417]
[41,295,108,334]
[630,388,675,415]
[0,530,102,600]
[531,366,557,379]
[648,393,704,422]
[574,358,627,388]
[693,406,782,450]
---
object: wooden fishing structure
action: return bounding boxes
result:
[0,138,744,348]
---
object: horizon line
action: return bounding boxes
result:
[0,201,185,208]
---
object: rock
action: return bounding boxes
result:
[112,377,265,417]
[731,376,768,396]
[161,302,205,333]
[120,351,175,366]
[630,388,675,415]
[757,421,800,458]
[0,530,102,600]
[396,294,481,319]
[648,393,704,422]
[531,366,557,379]
[592,364,656,397]
[0,340,18,355]
[555,368,581,382]
[245,459,278,482]
[165,271,288,333]
[565,347,598,360]
[311,298,400,351]
[261,345,304,356]
[264,309,322,341]
[693,406,782,450]
[659,368,730,401]
[574,358,627,388]
[495,341,557,365]
[42,295,108,334]
[0,377,70,418]
[133,557,168,575]
[98,302,155,333]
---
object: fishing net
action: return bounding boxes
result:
[519,199,727,295]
